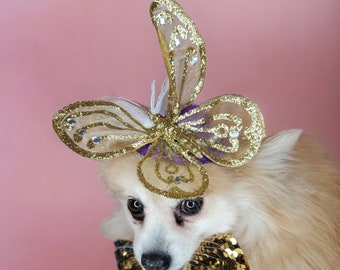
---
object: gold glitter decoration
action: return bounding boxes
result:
[150,0,206,117]
[187,233,249,270]
[52,0,265,199]
[114,240,142,270]
[114,233,249,270]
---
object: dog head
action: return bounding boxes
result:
[99,129,302,270]
[99,154,240,269]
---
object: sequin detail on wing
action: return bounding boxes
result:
[52,100,154,160]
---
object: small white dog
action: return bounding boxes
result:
[51,1,339,269]
[100,130,339,270]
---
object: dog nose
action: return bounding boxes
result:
[141,252,171,270]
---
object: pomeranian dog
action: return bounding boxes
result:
[50,0,339,268]
[99,129,339,270]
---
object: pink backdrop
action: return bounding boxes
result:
[1,0,339,269]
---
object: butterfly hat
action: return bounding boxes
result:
[53,0,265,199]
[53,1,264,268]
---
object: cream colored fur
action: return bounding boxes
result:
[99,130,340,270]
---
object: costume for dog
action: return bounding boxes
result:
[114,234,248,270]
[53,0,265,269]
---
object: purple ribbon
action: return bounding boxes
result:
[137,104,211,164]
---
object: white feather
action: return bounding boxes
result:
[112,98,154,128]
[150,78,169,116]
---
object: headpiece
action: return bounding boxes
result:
[52,0,265,199]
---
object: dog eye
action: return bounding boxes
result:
[178,197,203,216]
[127,198,144,221]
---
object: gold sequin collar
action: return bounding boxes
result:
[114,233,249,270]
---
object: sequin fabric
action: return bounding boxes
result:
[114,233,249,270]
[52,0,265,199]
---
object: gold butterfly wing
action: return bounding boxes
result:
[177,94,265,167]
[150,0,206,119]
[137,126,209,199]
[52,99,154,160]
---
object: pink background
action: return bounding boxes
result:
[1,0,339,269]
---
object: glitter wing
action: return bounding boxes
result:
[52,99,154,160]
[137,139,209,199]
[176,95,265,167]
[150,0,206,118]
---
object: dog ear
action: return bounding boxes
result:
[100,208,134,241]
[250,129,302,169]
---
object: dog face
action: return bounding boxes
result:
[124,194,206,269]
[99,152,245,270]
[57,127,338,270]
[121,193,206,269]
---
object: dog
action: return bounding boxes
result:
[99,129,339,270]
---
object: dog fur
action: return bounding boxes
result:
[99,129,339,270]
